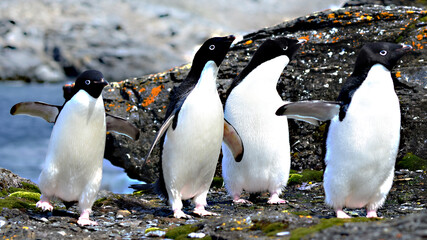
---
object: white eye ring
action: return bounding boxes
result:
[85,80,91,85]
[379,50,387,56]
[209,45,215,50]
[283,46,288,51]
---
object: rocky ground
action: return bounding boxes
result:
[0,168,425,239]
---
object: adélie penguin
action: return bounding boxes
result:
[222,37,306,204]
[134,35,244,219]
[10,70,139,226]
[276,42,412,218]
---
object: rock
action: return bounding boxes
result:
[0,168,36,191]
[104,5,427,182]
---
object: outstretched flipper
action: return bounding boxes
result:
[223,119,244,162]
[10,101,61,123]
[143,112,176,164]
[106,114,140,140]
[276,101,340,126]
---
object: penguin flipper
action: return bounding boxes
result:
[106,114,140,140]
[144,113,175,163]
[223,119,244,162]
[10,101,61,123]
[276,101,340,126]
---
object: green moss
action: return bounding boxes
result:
[288,174,303,185]
[290,217,382,240]
[0,196,37,212]
[9,191,41,202]
[145,227,164,234]
[165,224,201,239]
[396,153,427,171]
[21,182,41,193]
[251,219,289,237]
[210,177,223,188]
[291,211,311,216]
[288,170,323,185]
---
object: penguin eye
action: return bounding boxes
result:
[379,50,387,56]
[283,46,288,51]
[209,45,215,50]
[85,80,91,85]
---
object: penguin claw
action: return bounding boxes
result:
[77,217,98,226]
[366,210,379,218]
[36,201,53,211]
[267,198,288,205]
[193,209,218,217]
[233,199,253,205]
[173,210,192,219]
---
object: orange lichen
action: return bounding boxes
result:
[141,85,165,107]
[327,13,335,19]
[138,87,146,93]
[299,36,309,42]
[244,40,253,45]
[416,34,423,41]
[396,71,401,78]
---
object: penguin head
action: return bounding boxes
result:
[74,70,108,99]
[189,35,235,74]
[354,42,412,72]
[253,37,306,65]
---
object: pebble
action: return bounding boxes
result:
[188,232,206,238]
[276,231,290,237]
[0,219,6,228]
[145,230,166,237]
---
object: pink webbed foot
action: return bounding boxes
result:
[173,209,192,219]
[267,193,287,205]
[77,209,98,226]
[193,205,217,217]
[36,200,53,211]
[336,209,351,218]
[232,195,253,205]
[366,210,379,218]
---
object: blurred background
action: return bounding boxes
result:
[1,0,412,193]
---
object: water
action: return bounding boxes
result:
[0,82,139,194]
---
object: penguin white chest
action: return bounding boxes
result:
[222,56,291,193]
[325,64,400,209]
[162,62,224,199]
[40,90,106,201]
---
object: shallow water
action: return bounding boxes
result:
[0,82,139,194]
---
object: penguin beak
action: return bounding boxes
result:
[400,44,412,51]
[96,78,109,86]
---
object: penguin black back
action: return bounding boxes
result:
[167,35,235,129]
[337,42,412,121]
[227,37,303,96]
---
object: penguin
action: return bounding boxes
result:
[10,70,139,226]
[221,37,306,204]
[275,42,412,218]
[139,35,243,219]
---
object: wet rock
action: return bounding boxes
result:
[104,5,427,182]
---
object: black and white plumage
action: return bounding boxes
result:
[277,42,412,218]
[139,36,241,219]
[324,42,412,218]
[222,37,305,204]
[10,70,139,226]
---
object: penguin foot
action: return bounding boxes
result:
[173,209,193,219]
[36,200,53,211]
[267,193,287,204]
[336,210,351,218]
[77,217,98,226]
[366,210,379,218]
[233,198,253,205]
[193,206,217,217]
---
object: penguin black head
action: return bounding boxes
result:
[187,35,235,79]
[354,42,412,72]
[74,70,108,99]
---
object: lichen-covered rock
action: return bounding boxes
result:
[104,5,427,182]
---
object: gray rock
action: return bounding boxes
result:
[103,5,427,182]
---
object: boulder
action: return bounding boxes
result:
[104,5,427,182]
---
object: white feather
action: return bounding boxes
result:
[38,90,106,211]
[162,61,224,208]
[222,56,291,196]
[324,64,400,211]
